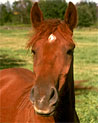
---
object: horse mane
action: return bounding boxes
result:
[27,19,73,49]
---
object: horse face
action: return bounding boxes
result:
[29,2,77,116]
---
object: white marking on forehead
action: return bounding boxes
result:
[48,34,56,43]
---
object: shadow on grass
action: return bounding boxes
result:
[75,81,98,95]
[0,54,26,70]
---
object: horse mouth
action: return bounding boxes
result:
[36,110,54,117]
[34,105,55,116]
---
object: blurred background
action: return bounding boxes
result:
[0,0,98,27]
[0,0,98,123]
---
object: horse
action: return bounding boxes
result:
[0,2,79,123]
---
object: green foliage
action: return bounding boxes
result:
[77,2,97,27]
[0,0,67,25]
[77,5,93,27]
[12,0,32,24]
[0,0,32,25]
[89,2,97,23]
[0,3,12,25]
[39,0,67,20]
[0,0,97,27]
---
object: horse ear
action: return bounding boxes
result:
[30,2,44,28]
[64,2,77,31]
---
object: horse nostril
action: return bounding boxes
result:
[49,88,55,100]
[49,87,58,106]
[30,86,35,104]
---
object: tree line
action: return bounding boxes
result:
[0,0,97,27]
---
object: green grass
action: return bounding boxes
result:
[0,26,98,122]
[73,28,98,123]
[0,26,33,70]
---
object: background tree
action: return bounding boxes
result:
[88,2,97,23]
[39,0,67,19]
[0,0,97,27]
[77,1,97,27]
[0,2,12,25]
[77,5,93,27]
[12,0,32,24]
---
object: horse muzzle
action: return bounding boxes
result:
[30,86,58,116]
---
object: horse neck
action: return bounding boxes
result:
[59,55,75,104]
[65,56,75,106]
[54,56,75,122]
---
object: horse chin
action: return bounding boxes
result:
[34,105,55,117]
[36,110,54,117]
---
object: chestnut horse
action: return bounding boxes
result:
[0,2,79,123]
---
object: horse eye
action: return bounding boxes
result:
[32,50,36,55]
[67,49,73,55]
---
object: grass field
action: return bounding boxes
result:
[0,26,98,122]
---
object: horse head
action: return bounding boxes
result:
[28,2,77,116]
